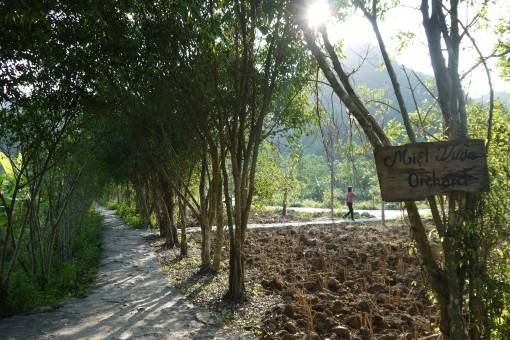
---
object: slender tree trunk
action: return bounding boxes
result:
[0,281,7,314]
[178,197,188,257]
[155,196,167,238]
[212,197,224,271]
[212,162,223,271]
[171,215,178,246]
[134,179,150,226]
[228,158,246,301]
[220,140,237,293]
[163,199,175,248]
[143,179,153,227]
[200,216,212,270]
[380,194,385,227]
[282,188,288,218]
[330,164,335,218]
[444,195,466,340]
[28,204,38,278]
[161,181,178,248]
[224,133,248,301]
[199,156,212,271]
[228,230,245,301]
[150,183,165,237]
[211,147,224,272]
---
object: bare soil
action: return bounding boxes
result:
[246,223,440,340]
[154,221,440,340]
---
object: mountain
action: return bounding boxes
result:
[301,44,434,155]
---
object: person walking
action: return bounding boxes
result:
[343,186,356,220]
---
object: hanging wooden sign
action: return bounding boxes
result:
[374,139,489,202]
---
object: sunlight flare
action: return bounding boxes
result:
[306,0,330,28]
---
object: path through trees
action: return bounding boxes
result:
[0,208,227,339]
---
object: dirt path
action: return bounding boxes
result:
[265,206,431,220]
[184,208,431,233]
[0,208,227,340]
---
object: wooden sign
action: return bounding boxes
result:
[374,139,489,201]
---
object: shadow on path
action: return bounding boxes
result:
[0,207,226,340]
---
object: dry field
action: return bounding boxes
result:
[152,221,440,340]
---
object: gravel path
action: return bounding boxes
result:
[0,208,225,340]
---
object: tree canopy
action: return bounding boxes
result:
[1,1,509,338]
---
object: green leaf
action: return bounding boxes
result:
[0,152,14,179]
[0,212,6,227]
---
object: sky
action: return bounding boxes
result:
[307,0,510,97]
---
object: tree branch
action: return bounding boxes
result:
[456,15,495,152]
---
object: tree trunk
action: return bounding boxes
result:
[443,195,466,340]
[381,194,385,227]
[164,200,175,248]
[0,281,7,315]
[282,188,288,218]
[178,198,188,257]
[199,156,212,271]
[330,165,334,218]
[156,199,167,238]
[151,185,166,237]
[161,181,178,248]
[171,217,178,246]
[212,205,224,272]
[227,234,245,301]
[134,179,150,226]
[212,186,224,272]
[211,147,224,272]
[200,216,212,271]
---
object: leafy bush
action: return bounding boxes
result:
[106,201,118,210]
[6,271,45,314]
[114,202,144,229]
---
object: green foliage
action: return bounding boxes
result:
[297,154,330,202]
[467,101,510,338]
[114,202,144,229]
[106,201,118,210]
[496,19,510,81]
[2,210,103,316]
[0,151,29,228]
[255,143,283,204]
[394,31,416,53]
[384,119,406,144]
[255,141,304,207]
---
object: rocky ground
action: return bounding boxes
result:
[154,221,441,340]
[248,224,440,340]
